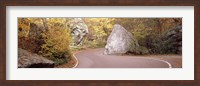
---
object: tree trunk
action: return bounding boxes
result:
[42,18,48,31]
[156,19,162,36]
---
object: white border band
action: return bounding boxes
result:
[6,6,194,80]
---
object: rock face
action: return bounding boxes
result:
[18,48,54,68]
[104,24,141,55]
[67,18,89,46]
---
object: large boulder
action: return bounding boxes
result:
[18,48,54,68]
[67,18,89,46]
[104,24,144,55]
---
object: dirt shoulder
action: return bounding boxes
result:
[55,56,77,68]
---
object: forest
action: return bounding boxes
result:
[18,18,182,68]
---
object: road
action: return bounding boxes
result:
[75,48,174,68]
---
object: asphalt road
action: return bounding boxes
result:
[75,48,171,68]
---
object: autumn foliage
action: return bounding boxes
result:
[18,18,72,65]
[40,24,71,59]
[18,18,182,66]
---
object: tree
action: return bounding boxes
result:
[42,18,48,31]
[83,18,115,48]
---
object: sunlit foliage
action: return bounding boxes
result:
[18,18,73,65]
[18,17,182,64]
[84,18,115,48]
[40,25,72,59]
[18,18,30,38]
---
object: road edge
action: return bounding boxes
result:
[72,48,173,68]
[146,58,172,68]
[159,59,172,68]
[72,52,79,68]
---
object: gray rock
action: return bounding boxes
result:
[104,24,141,55]
[18,48,54,68]
[67,18,89,46]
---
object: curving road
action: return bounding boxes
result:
[75,48,171,68]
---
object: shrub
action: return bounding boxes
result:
[18,18,30,38]
[137,25,182,54]
[40,24,72,62]
[83,39,106,48]
[18,37,43,53]
[18,19,44,53]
